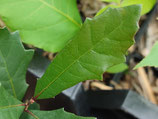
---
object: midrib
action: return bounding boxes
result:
[36,18,126,98]
[39,0,81,28]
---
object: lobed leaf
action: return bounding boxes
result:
[0,28,34,100]
[34,5,141,99]
[0,0,82,52]
[21,109,95,119]
[135,41,158,69]
[0,83,24,119]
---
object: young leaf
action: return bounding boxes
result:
[0,28,34,100]
[21,109,95,119]
[0,84,24,119]
[34,5,141,99]
[122,0,156,15]
[0,0,82,52]
[135,41,158,69]
[99,0,156,15]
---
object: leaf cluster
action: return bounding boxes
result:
[0,1,141,119]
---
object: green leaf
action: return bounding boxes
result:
[0,83,24,119]
[28,103,40,111]
[34,5,141,99]
[0,28,34,100]
[135,41,158,69]
[96,5,119,16]
[21,109,95,119]
[107,63,128,73]
[99,0,156,16]
[122,0,156,15]
[0,0,82,52]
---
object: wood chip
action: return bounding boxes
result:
[137,67,157,104]
[91,82,113,90]
[110,80,122,89]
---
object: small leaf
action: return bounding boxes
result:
[0,0,82,52]
[0,83,24,119]
[98,0,156,16]
[0,28,34,100]
[122,0,156,15]
[21,108,95,119]
[34,5,141,99]
[135,41,158,69]
[107,63,128,73]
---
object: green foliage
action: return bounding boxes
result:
[135,41,158,69]
[34,5,141,99]
[0,1,142,118]
[0,0,82,52]
[99,0,156,15]
[0,28,94,119]
[122,0,156,15]
[0,84,24,119]
[107,63,128,73]
[0,28,34,100]
[21,109,95,119]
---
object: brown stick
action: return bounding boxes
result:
[137,67,157,104]
[91,82,113,90]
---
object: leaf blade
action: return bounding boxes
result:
[35,5,141,99]
[135,41,158,69]
[0,28,34,100]
[20,109,95,119]
[98,0,156,16]
[0,0,82,52]
[0,84,24,119]
[122,0,156,15]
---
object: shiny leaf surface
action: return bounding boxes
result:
[34,5,141,99]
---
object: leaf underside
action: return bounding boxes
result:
[135,41,158,69]
[34,5,141,99]
[0,28,34,100]
[0,84,24,119]
[0,0,82,52]
[21,109,95,119]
